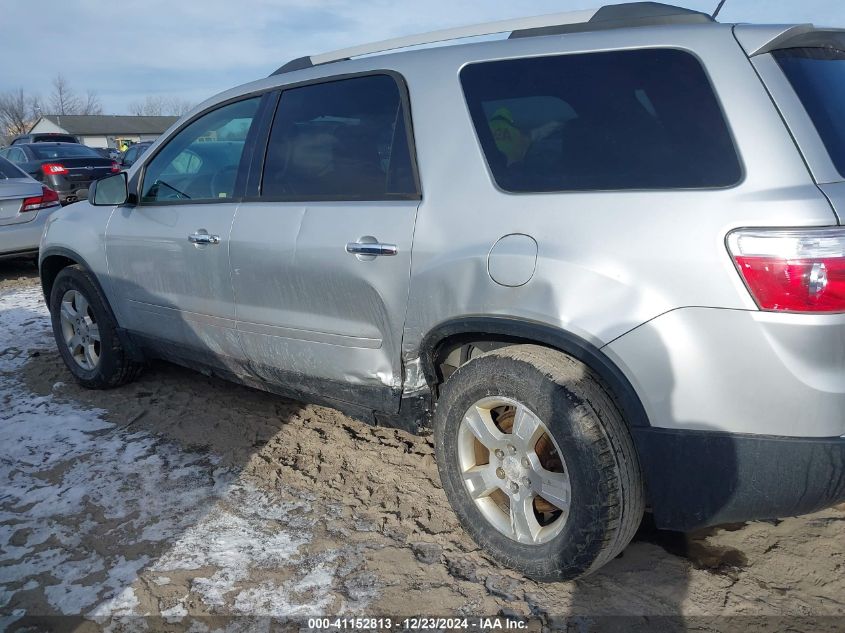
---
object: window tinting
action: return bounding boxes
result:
[461,49,741,192]
[7,148,26,163]
[141,97,260,202]
[773,47,845,178]
[30,144,101,159]
[122,146,138,163]
[34,135,78,144]
[0,156,25,179]
[262,74,418,200]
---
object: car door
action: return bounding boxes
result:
[230,73,422,412]
[106,96,263,369]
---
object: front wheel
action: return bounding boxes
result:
[49,265,142,389]
[433,344,644,581]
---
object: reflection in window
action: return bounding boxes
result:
[141,97,260,202]
[461,49,741,192]
[262,75,418,200]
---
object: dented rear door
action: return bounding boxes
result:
[230,72,422,412]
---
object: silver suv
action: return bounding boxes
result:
[39,2,845,580]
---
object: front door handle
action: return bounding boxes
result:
[345,241,398,257]
[189,232,220,245]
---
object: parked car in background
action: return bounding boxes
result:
[0,156,60,259]
[37,3,845,581]
[0,143,118,204]
[11,133,80,145]
[119,141,153,169]
[92,147,123,161]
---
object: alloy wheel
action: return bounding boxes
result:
[59,289,101,371]
[457,396,571,545]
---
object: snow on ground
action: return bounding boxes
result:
[0,284,351,626]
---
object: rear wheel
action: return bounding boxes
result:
[433,344,644,580]
[49,265,142,389]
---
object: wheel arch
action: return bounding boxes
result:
[39,247,95,305]
[418,316,651,429]
[40,247,143,362]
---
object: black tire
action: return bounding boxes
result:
[433,344,644,581]
[49,265,142,389]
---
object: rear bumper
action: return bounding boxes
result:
[604,307,845,438]
[0,208,53,256]
[634,427,845,530]
[45,175,92,203]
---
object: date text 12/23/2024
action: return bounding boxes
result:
[306,617,529,630]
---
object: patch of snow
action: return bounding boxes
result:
[90,587,139,617]
[0,609,26,631]
[154,485,312,609]
[161,600,188,620]
[0,287,234,616]
[0,283,373,619]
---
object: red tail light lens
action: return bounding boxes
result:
[41,163,68,175]
[21,186,61,212]
[728,228,845,313]
[110,161,120,173]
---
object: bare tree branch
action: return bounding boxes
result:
[81,90,103,115]
[49,74,82,115]
[128,95,194,117]
[0,88,40,143]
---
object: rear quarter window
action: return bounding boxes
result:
[460,48,742,192]
[0,157,26,179]
[773,47,845,179]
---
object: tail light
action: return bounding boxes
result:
[728,228,845,313]
[110,161,120,173]
[21,186,61,212]
[41,163,68,175]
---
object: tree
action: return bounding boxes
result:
[82,89,103,115]
[47,74,102,115]
[0,88,40,144]
[128,95,193,117]
[49,74,82,115]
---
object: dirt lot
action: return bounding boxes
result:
[1,258,844,631]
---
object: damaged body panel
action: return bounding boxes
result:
[230,199,420,412]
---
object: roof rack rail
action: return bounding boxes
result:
[270,2,714,76]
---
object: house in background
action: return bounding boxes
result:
[28,115,179,149]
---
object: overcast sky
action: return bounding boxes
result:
[2,0,842,114]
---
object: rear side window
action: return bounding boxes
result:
[0,156,25,179]
[773,47,845,179]
[123,146,138,163]
[5,148,26,163]
[461,49,741,192]
[261,74,419,200]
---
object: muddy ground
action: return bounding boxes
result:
[1,258,844,632]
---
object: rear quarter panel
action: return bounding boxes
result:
[389,25,837,368]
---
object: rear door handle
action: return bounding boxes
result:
[189,232,220,245]
[345,242,397,257]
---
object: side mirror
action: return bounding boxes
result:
[91,172,129,206]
